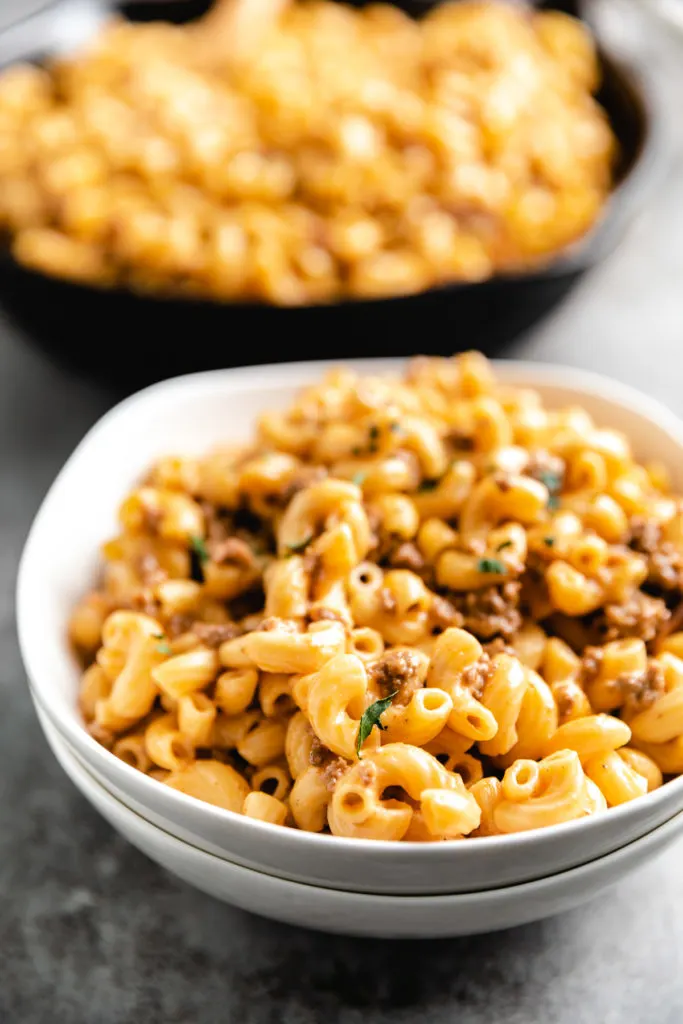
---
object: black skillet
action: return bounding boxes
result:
[0,0,661,390]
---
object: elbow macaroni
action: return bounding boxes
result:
[71,353,683,839]
[0,5,613,303]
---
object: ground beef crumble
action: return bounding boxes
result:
[430,595,464,632]
[579,645,604,687]
[201,501,271,562]
[129,588,161,619]
[615,662,666,713]
[655,598,683,649]
[483,637,515,658]
[389,542,425,573]
[579,644,666,713]
[140,500,163,533]
[629,515,683,590]
[369,649,425,706]
[629,516,662,556]
[453,581,522,640]
[201,501,230,544]
[460,653,495,699]
[210,537,256,567]
[166,612,194,638]
[309,738,349,790]
[552,681,583,724]
[445,429,475,452]
[191,622,243,647]
[594,592,670,644]
[493,472,513,493]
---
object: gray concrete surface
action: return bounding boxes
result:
[3,2,683,1022]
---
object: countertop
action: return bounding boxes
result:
[3,3,683,1022]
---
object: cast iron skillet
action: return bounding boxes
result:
[0,0,661,388]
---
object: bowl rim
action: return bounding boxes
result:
[16,356,683,858]
[43,700,683,905]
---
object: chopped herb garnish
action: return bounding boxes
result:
[417,478,439,493]
[477,557,507,574]
[352,472,367,487]
[153,635,172,655]
[190,535,210,564]
[189,534,210,583]
[389,422,401,434]
[535,469,562,512]
[537,469,562,492]
[352,446,362,456]
[544,536,555,547]
[356,691,398,756]
[367,427,380,454]
[496,540,513,551]
[285,536,312,556]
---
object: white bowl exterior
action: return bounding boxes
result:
[41,707,683,939]
[18,358,683,895]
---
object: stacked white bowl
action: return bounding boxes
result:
[18,358,683,939]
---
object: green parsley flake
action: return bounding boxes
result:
[190,535,210,564]
[285,536,313,556]
[153,635,172,656]
[356,691,398,756]
[417,478,439,493]
[496,540,513,551]
[477,557,507,574]
[537,469,562,492]
[537,469,563,509]
[544,536,555,547]
[352,472,367,487]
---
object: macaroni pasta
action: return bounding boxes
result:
[70,352,682,840]
[0,0,613,303]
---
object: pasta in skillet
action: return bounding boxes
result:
[0,0,614,302]
[70,353,683,840]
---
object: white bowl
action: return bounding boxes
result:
[40,705,683,939]
[17,358,683,895]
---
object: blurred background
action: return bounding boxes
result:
[0,0,682,386]
[4,1,683,1021]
